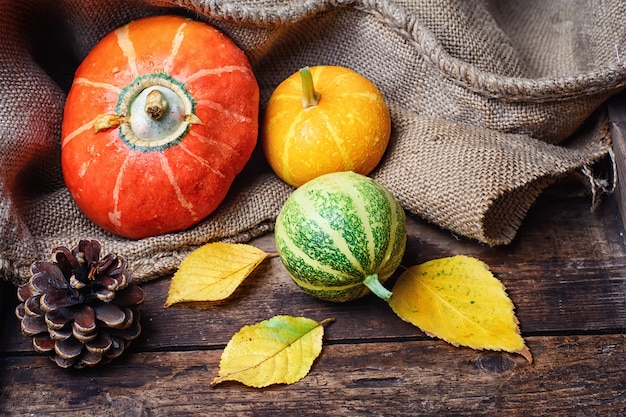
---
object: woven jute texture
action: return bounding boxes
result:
[2,0,626,286]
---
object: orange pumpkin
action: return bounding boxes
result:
[61,15,259,239]
[262,66,391,188]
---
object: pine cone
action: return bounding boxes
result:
[15,240,145,368]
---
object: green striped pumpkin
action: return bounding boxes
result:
[275,171,407,302]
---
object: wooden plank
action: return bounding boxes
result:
[1,334,624,416]
[2,251,624,352]
[1,196,625,354]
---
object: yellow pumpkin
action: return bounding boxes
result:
[262,66,391,187]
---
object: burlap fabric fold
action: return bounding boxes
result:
[2,0,626,286]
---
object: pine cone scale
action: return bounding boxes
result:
[109,319,141,340]
[24,295,45,317]
[30,262,67,291]
[55,337,84,360]
[49,326,72,341]
[92,303,128,328]
[17,284,33,302]
[15,303,25,320]
[44,308,74,330]
[80,350,104,367]
[20,314,48,336]
[73,305,96,333]
[114,285,145,306]
[40,289,83,311]
[33,335,55,353]
[85,332,113,354]
[52,246,81,276]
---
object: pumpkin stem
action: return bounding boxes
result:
[363,274,392,301]
[299,67,321,108]
[145,89,168,120]
[93,114,126,133]
[184,113,203,125]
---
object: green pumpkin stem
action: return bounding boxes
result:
[299,67,321,108]
[363,274,392,301]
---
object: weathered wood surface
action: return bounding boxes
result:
[0,334,624,416]
[1,191,625,416]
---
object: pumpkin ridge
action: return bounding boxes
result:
[185,66,253,84]
[108,155,130,228]
[62,116,102,148]
[281,108,310,186]
[342,92,385,106]
[157,153,197,217]
[176,141,226,179]
[292,187,366,276]
[333,177,377,271]
[376,190,406,279]
[164,21,188,73]
[188,130,243,163]
[277,225,358,283]
[74,78,121,94]
[77,137,115,178]
[378,189,401,273]
[336,91,388,120]
[195,99,254,124]
[322,69,375,94]
[317,107,355,171]
[114,24,139,77]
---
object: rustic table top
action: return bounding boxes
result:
[1,184,625,416]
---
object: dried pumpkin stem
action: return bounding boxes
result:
[145,89,168,120]
[93,114,126,133]
[299,67,320,108]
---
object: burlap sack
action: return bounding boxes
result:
[2,0,625,286]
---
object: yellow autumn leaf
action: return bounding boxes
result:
[211,315,334,388]
[164,242,269,307]
[389,255,532,363]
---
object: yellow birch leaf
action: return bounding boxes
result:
[164,242,269,307]
[211,315,334,388]
[389,255,532,363]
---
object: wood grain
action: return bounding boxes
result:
[1,334,624,416]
